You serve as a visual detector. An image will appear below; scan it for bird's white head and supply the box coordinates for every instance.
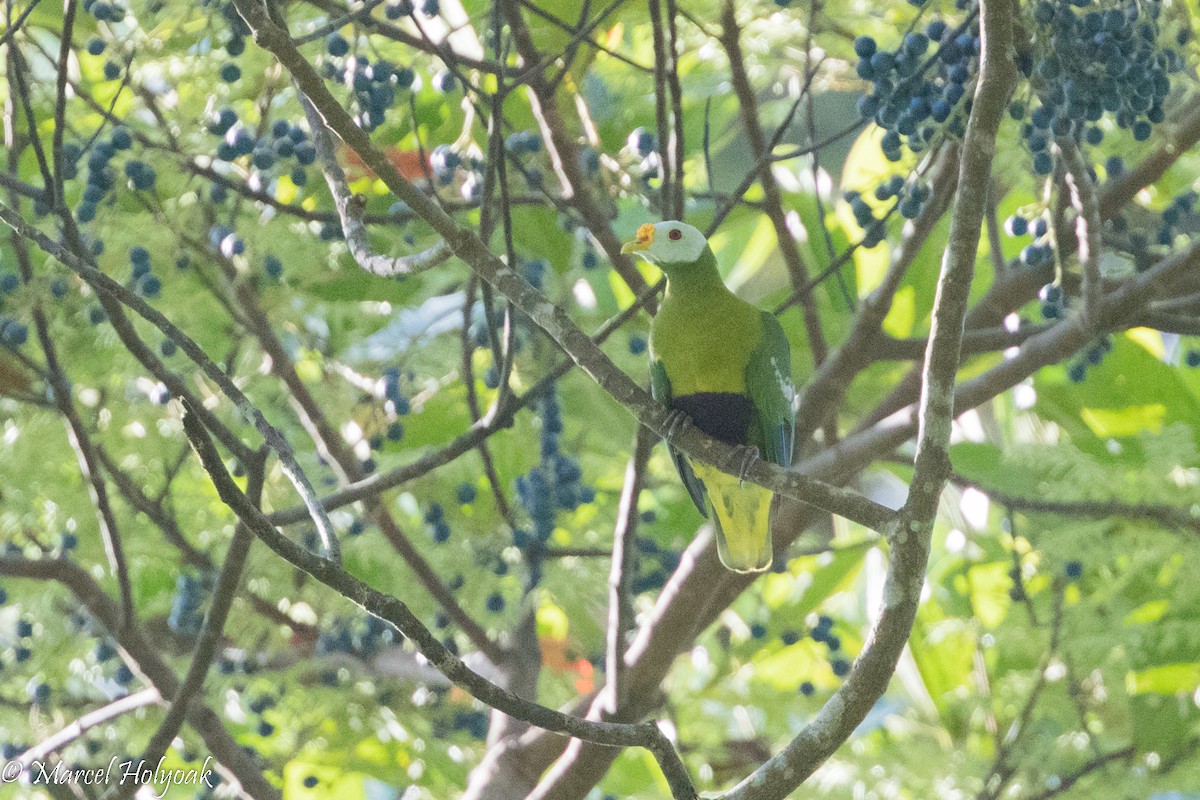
[621,221,709,267]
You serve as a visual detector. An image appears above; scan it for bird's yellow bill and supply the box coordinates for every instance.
[621,223,656,254]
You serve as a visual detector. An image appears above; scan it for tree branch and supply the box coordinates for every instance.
[723,0,1018,795]
[720,0,829,368]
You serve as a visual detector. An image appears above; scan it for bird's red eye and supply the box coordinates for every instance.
[668,229,682,241]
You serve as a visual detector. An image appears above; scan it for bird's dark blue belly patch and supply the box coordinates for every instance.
[670,393,753,446]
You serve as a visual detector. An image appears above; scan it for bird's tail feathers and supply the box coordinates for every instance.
[692,462,773,573]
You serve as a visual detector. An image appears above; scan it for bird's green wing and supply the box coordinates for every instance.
[651,359,708,515]
[745,311,796,468]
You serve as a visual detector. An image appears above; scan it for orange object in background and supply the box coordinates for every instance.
[338,142,431,182]
[540,635,595,694]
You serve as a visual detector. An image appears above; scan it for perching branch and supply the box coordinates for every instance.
[16,688,162,769]
[605,427,654,716]
[951,474,1200,537]
[229,0,897,537]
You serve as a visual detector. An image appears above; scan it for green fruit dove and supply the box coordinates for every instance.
[623,222,796,572]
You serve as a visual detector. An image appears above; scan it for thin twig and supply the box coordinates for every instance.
[719,0,829,368]
[605,428,653,716]
[1059,141,1101,328]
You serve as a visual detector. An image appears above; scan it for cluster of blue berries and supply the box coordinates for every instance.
[208,224,245,259]
[71,127,147,223]
[842,178,931,246]
[167,571,214,637]
[1151,191,1198,250]
[506,129,545,191]
[325,50,418,132]
[384,0,440,20]
[82,36,123,82]
[315,614,399,658]
[853,16,978,162]
[625,126,660,188]
[0,274,28,349]
[1016,0,1183,175]
[128,246,162,299]
[82,0,125,22]
[1067,335,1113,382]
[210,109,315,187]
[381,366,410,440]
[430,144,464,188]
[513,386,593,587]
[810,615,852,677]
[425,502,451,544]
[1007,213,1055,271]
[213,2,252,85]
[630,533,681,595]
[9,609,34,666]
[432,708,489,740]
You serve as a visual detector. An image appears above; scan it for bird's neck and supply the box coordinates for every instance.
[661,248,729,303]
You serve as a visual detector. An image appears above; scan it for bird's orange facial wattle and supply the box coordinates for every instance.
[621,223,656,254]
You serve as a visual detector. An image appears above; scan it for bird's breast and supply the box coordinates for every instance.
[650,302,762,396]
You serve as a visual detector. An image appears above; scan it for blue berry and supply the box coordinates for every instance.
[799,681,815,696]
[264,255,283,278]
[327,33,350,57]
[29,682,51,705]
[86,37,106,55]
[137,274,162,299]
[110,127,133,150]
[219,63,241,83]
[1184,350,1200,368]
[485,592,505,613]
[1,321,28,347]
[831,659,851,678]
[432,70,458,93]
[628,335,647,355]
[303,776,319,788]
[853,36,877,59]
[456,483,477,504]
[1064,560,1083,579]
[1006,215,1028,236]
